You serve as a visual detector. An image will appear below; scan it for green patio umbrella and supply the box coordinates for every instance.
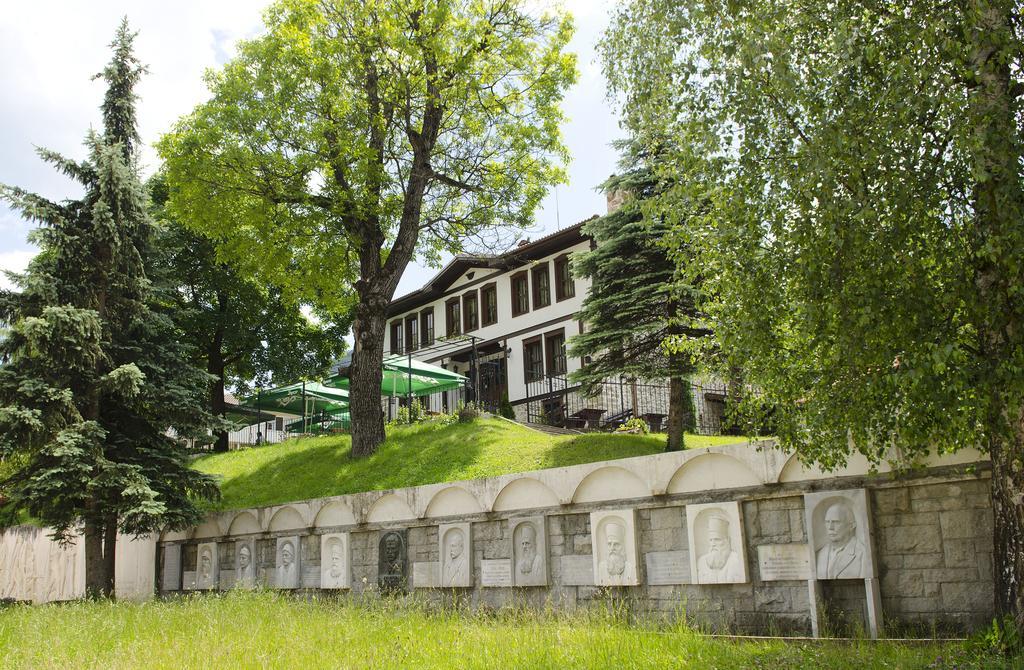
[239,381,349,434]
[327,355,466,396]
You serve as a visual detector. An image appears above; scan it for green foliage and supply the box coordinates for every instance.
[616,417,650,434]
[0,590,1001,669]
[194,417,745,510]
[569,140,705,395]
[157,0,577,312]
[457,402,480,423]
[147,172,348,399]
[498,392,515,420]
[391,400,426,426]
[0,22,218,547]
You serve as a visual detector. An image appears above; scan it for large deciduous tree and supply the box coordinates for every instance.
[159,0,576,457]
[0,22,218,597]
[148,174,349,452]
[602,0,1024,630]
[569,140,706,451]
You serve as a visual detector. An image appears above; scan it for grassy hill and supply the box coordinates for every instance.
[195,417,749,511]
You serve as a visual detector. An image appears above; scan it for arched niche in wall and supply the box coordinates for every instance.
[423,486,483,518]
[267,505,306,532]
[572,466,649,504]
[314,500,357,528]
[366,494,415,524]
[192,519,222,539]
[492,477,560,512]
[160,529,188,543]
[666,453,761,494]
[227,511,261,536]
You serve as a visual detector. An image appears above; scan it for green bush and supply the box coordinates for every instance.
[458,402,480,423]
[616,417,650,434]
[498,392,515,420]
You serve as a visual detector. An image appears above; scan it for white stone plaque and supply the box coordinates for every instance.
[195,542,218,590]
[686,501,749,584]
[645,550,690,585]
[590,509,641,586]
[320,533,351,589]
[559,555,595,586]
[219,569,237,590]
[413,561,440,588]
[804,489,875,580]
[275,536,301,589]
[439,523,472,587]
[757,544,811,581]
[161,545,181,591]
[235,539,256,589]
[182,570,197,591]
[510,516,548,586]
[481,559,512,587]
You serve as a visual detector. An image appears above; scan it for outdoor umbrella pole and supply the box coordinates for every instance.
[407,349,413,423]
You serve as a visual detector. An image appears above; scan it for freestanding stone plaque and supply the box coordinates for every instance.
[510,516,548,586]
[439,523,472,587]
[320,533,351,589]
[161,544,181,591]
[686,501,749,584]
[480,559,512,587]
[195,542,218,590]
[378,530,407,593]
[275,536,301,589]
[590,509,640,586]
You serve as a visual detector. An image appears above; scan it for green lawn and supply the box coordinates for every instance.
[195,418,748,511]
[0,591,1007,670]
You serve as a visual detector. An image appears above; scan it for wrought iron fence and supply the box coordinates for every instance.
[523,374,733,435]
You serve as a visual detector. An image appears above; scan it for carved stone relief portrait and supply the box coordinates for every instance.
[320,533,351,590]
[805,489,874,580]
[196,542,218,590]
[439,523,472,587]
[378,530,407,593]
[276,536,301,589]
[510,516,547,587]
[590,509,640,586]
[686,501,749,584]
[235,540,255,588]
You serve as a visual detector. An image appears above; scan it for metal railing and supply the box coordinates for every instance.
[523,374,733,435]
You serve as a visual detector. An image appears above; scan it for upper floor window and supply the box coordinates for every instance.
[554,254,575,301]
[511,271,529,317]
[481,283,498,327]
[420,307,434,346]
[463,291,479,332]
[390,320,403,355]
[405,315,418,352]
[532,263,551,309]
[446,298,461,336]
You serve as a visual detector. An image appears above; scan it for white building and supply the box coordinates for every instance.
[385,218,595,421]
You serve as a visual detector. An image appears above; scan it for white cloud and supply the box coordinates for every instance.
[0,249,37,291]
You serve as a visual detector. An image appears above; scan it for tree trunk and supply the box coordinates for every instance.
[968,1,1024,634]
[209,292,229,453]
[102,514,117,598]
[349,302,388,458]
[666,371,686,452]
[83,520,108,598]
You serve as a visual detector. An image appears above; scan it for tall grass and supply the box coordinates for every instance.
[0,591,1006,670]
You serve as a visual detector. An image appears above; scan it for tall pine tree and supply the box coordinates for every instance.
[569,140,708,451]
[0,21,218,597]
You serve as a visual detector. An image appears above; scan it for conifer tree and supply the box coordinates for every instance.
[569,140,708,451]
[0,21,218,597]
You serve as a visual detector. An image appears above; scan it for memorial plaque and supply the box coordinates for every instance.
[320,533,351,589]
[301,563,321,589]
[686,501,749,584]
[275,536,301,589]
[757,544,811,581]
[510,516,548,587]
[439,523,472,587]
[644,550,690,585]
[195,542,219,590]
[161,545,181,591]
[235,540,256,589]
[804,489,875,580]
[481,559,512,587]
[412,561,439,588]
[378,530,408,593]
[590,509,641,586]
[219,569,237,590]
[559,555,595,586]
[182,570,197,591]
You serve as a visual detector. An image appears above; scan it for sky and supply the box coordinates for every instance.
[0,0,625,297]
